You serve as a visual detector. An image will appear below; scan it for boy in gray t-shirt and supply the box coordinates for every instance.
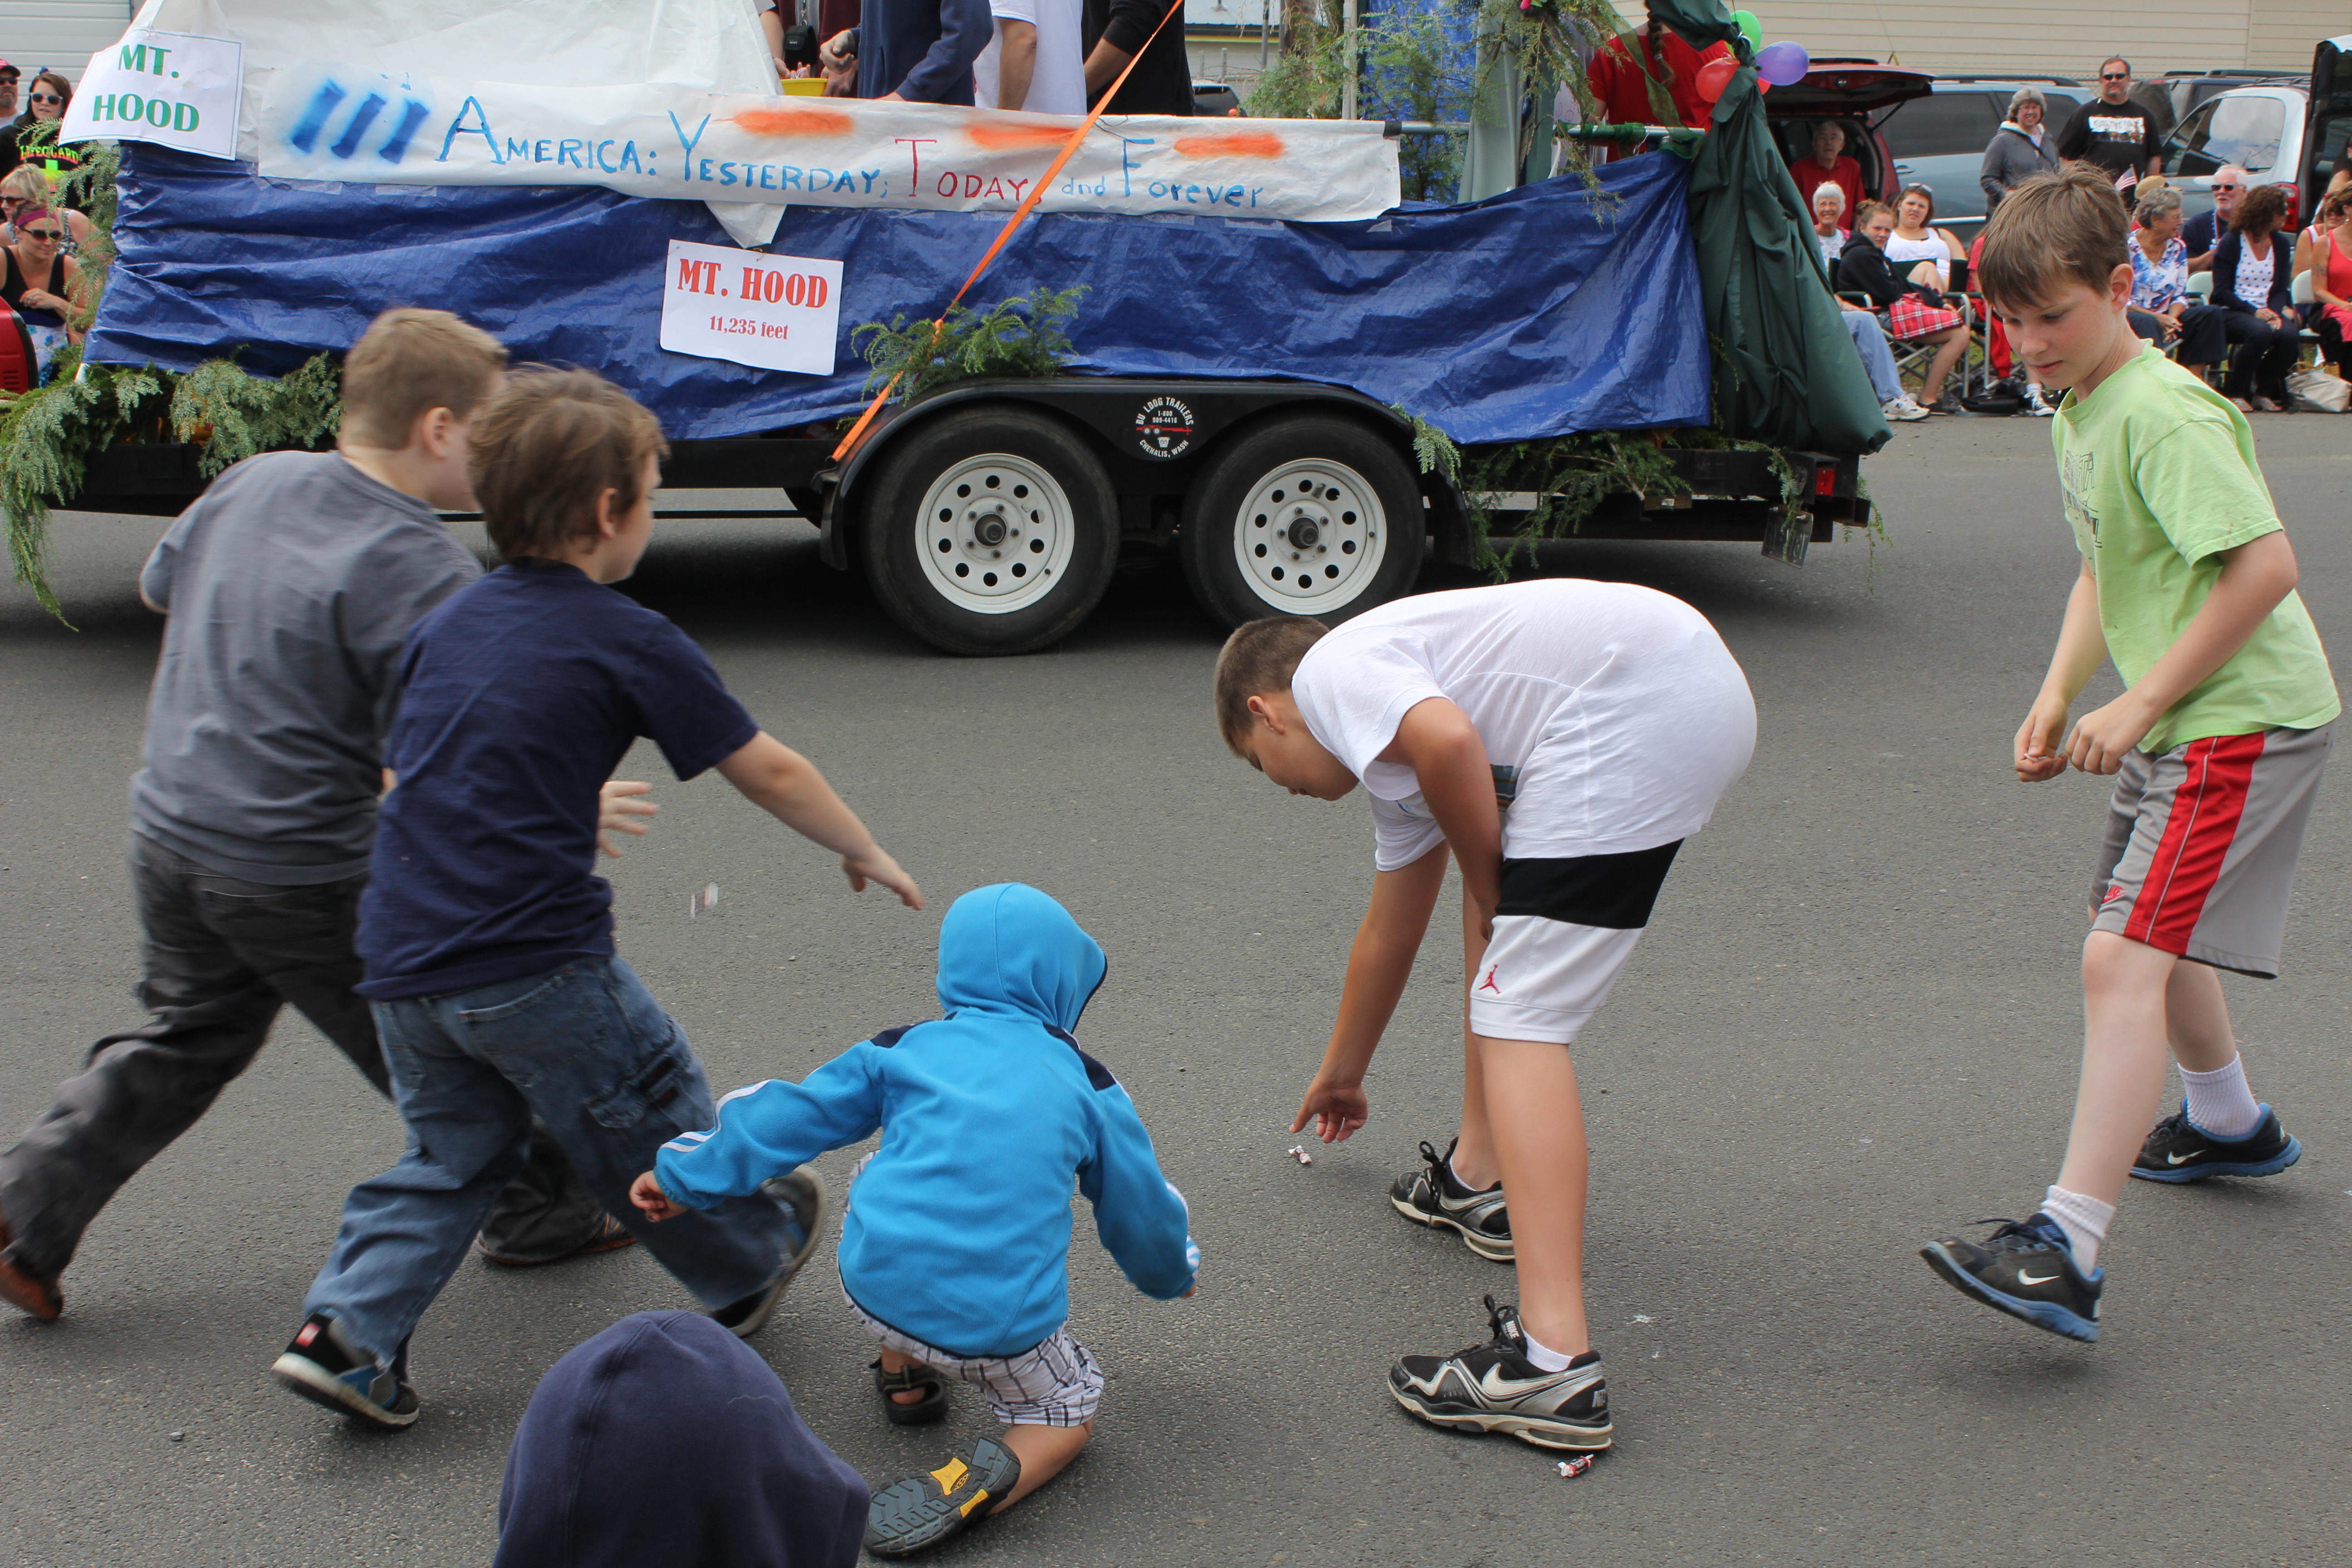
[0,310,629,1323]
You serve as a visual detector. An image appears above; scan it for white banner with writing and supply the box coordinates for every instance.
[249,70,1401,224]
[659,241,843,375]
[59,29,245,161]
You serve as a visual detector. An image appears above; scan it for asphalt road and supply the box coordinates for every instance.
[4,417,2349,1568]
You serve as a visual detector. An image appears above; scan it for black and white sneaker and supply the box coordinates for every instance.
[1390,1139,1513,1261]
[710,1166,828,1339]
[1920,1214,2102,1343]
[1389,1295,1610,1450]
[271,1313,419,1429]
[2131,1104,2301,1183]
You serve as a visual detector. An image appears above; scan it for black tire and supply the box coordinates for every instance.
[855,405,1119,655]
[1178,413,1424,629]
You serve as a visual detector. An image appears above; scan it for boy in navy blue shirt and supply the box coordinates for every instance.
[632,882,1197,1559]
[273,368,924,1430]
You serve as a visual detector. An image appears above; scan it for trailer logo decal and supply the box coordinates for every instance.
[1134,397,1196,459]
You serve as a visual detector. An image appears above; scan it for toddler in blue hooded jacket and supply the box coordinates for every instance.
[631,882,1197,1557]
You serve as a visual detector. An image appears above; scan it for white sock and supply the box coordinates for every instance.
[2179,1054,2263,1140]
[2040,1185,2114,1271]
[1445,1153,1494,1193]
[1519,1327,1575,1372]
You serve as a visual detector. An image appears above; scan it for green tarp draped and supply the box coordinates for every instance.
[1655,0,1890,455]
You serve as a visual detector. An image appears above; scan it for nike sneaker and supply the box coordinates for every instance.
[1920,1215,2102,1343]
[272,1313,420,1429]
[2130,1105,2302,1183]
[1388,1294,1611,1450]
[1390,1138,1513,1261]
[865,1436,1022,1558]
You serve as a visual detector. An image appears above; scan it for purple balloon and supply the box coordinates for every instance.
[1756,41,1811,87]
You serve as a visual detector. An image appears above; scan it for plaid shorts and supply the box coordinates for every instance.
[1887,293,1961,341]
[844,1282,1103,1426]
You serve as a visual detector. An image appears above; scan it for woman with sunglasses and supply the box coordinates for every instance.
[3,73,82,183]
[1,166,88,253]
[2211,184,2302,413]
[2,206,82,324]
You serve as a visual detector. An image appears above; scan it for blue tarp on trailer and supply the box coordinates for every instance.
[88,145,1712,446]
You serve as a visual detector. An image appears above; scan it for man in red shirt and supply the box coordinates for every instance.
[1585,24,1732,161]
[1788,120,1864,216]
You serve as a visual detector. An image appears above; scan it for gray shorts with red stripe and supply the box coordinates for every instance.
[2090,724,2332,976]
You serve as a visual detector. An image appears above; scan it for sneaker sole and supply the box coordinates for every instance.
[1387,1193,1514,1262]
[2129,1134,2301,1184]
[270,1352,419,1429]
[1389,1382,1612,1450]
[718,1170,829,1339]
[1919,1244,2098,1343]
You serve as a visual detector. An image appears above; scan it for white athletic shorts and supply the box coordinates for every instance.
[844,1281,1104,1426]
[1469,840,1683,1044]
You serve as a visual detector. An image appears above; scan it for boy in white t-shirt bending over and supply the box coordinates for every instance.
[1214,580,1755,1451]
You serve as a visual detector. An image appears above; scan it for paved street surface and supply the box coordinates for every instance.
[5,418,2348,1566]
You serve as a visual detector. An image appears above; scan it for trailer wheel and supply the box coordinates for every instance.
[1179,415,1422,628]
[857,405,1118,655]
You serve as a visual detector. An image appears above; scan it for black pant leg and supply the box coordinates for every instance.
[2176,304,2228,368]
[0,838,282,1278]
[2219,313,2271,397]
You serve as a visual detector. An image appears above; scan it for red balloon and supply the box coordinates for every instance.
[1694,56,1738,103]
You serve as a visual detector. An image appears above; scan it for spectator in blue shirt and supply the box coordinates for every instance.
[820,0,991,103]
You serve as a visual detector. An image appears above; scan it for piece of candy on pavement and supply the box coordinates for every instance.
[1287,1144,1313,1165]
[689,882,720,917]
[1556,1455,1595,1478]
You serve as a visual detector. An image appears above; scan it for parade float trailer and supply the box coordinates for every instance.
[39,0,1886,654]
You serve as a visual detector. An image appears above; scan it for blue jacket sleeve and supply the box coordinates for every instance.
[655,1045,886,1209]
[1076,1083,1199,1300]
[894,0,990,103]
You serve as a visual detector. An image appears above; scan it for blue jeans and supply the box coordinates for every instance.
[1841,311,1904,405]
[304,956,801,1365]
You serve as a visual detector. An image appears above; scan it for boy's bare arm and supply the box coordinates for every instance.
[1385,698,1504,922]
[2018,559,2109,781]
[715,732,924,908]
[2065,531,2300,774]
[1292,846,1448,1141]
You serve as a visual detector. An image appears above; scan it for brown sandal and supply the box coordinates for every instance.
[872,1358,949,1425]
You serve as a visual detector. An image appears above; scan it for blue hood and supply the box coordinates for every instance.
[935,882,1106,1032]
[493,1312,866,1568]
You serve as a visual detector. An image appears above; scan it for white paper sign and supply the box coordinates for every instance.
[60,29,245,161]
[658,240,843,376]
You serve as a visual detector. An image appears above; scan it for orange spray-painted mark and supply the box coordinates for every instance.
[963,122,1079,150]
[732,106,855,136]
[1172,132,1285,159]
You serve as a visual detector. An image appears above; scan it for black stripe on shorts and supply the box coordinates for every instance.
[1496,841,1683,930]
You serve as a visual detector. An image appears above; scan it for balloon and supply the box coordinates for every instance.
[1756,40,1811,87]
[1733,9,1762,50]
[1694,55,1738,104]
[1757,79,1770,93]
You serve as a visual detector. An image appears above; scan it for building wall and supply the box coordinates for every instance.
[5,0,138,83]
[1609,1,2347,80]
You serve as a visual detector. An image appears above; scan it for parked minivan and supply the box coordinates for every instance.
[2159,37,2352,233]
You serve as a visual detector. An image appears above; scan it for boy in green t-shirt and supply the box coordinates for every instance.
[1921,166,2341,1343]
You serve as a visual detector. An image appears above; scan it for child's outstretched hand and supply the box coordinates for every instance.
[1292,1074,1369,1143]
[2014,694,2072,782]
[843,845,924,909]
[629,1171,685,1222]
[598,779,660,856]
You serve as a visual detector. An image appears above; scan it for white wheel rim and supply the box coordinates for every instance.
[1230,458,1387,612]
[914,452,1076,616]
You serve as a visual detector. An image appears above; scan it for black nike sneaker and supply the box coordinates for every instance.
[865,1436,1022,1558]
[1920,1215,2102,1343]
[1389,1294,1610,1450]
[272,1313,420,1428]
[1390,1139,1513,1261]
[2131,1104,2302,1184]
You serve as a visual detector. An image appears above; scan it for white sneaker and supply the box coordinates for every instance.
[1882,396,1931,422]
[2023,385,2057,417]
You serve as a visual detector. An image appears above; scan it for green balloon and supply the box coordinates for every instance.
[1733,9,1762,48]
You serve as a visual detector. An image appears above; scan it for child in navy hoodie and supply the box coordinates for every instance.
[631,882,1199,1559]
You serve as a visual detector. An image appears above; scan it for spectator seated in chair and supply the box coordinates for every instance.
[2126,184,2226,382]
[2210,184,2302,412]
[1811,183,1850,271]
[1840,201,1970,414]
[2305,188,2352,377]
[1789,121,1864,220]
